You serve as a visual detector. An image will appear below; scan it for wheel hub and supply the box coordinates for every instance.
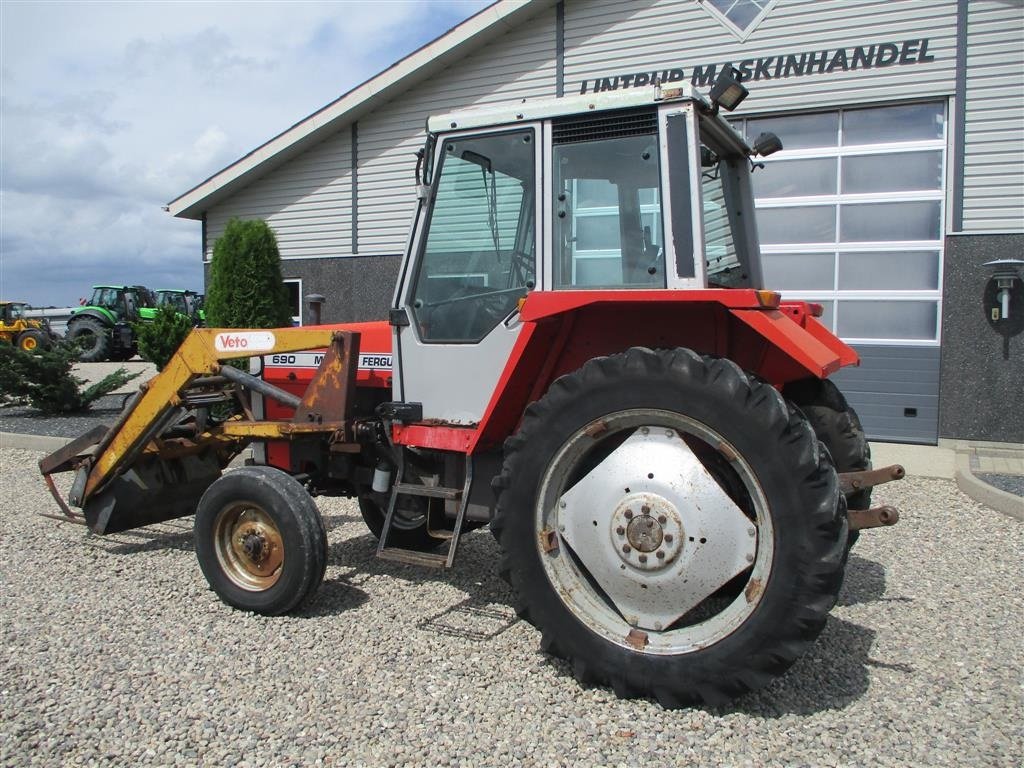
[216,506,284,587]
[551,420,763,639]
[239,530,267,563]
[611,494,684,571]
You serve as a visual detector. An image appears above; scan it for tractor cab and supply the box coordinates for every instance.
[151,289,205,325]
[1,301,27,322]
[81,285,153,322]
[394,76,781,424]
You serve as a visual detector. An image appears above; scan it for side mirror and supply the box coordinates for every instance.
[753,132,783,157]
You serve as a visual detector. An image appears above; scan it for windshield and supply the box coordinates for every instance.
[701,153,744,287]
[410,129,536,342]
[89,287,121,308]
[697,124,759,289]
[8,303,25,320]
[159,292,188,313]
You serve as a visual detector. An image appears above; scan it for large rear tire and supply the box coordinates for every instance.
[195,466,327,615]
[785,378,871,550]
[491,347,847,707]
[68,317,110,362]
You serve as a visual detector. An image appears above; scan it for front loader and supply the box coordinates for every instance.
[40,72,905,707]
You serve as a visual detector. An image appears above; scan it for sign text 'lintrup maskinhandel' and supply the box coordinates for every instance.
[577,38,936,94]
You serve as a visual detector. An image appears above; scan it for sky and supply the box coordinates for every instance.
[0,0,491,308]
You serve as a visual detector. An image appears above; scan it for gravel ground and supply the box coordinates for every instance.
[1,448,1022,767]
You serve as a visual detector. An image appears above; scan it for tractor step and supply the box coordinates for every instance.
[376,549,450,568]
[377,453,473,569]
[392,483,463,500]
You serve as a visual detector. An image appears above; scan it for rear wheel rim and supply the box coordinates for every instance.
[213,503,284,591]
[536,408,774,655]
[21,336,37,351]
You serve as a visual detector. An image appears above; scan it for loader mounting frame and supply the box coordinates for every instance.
[39,328,360,534]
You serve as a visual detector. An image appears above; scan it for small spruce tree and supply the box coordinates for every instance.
[206,218,293,328]
[134,305,193,371]
[0,342,140,414]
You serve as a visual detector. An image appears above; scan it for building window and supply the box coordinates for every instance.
[699,0,778,40]
[735,101,946,345]
[284,279,302,326]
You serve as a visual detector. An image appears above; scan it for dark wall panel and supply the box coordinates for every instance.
[939,234,1024,444]
[831,345,940,445]
[204,254,402,326]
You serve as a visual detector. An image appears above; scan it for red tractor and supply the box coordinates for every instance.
[41,72,902,707]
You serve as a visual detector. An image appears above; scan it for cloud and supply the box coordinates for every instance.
[0,0,490,307]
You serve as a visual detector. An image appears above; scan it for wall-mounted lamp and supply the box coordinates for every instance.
[983,259,1023,321]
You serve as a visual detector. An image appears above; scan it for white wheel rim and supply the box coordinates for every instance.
[536,409,775,655]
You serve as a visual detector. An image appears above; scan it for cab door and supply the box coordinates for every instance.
[393,124,541,425]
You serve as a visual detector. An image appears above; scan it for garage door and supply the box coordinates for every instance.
[734,102,946,443]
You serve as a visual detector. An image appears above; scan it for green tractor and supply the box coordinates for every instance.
[67,285,155,362]
[140,289,206,326]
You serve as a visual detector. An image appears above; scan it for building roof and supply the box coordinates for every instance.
[166,0,553,220]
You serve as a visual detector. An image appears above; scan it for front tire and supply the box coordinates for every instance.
[195,467,327,615]
[785,378,872,550]
[68,317,110,362]
[16,329,47,352]
[491,348,847,707]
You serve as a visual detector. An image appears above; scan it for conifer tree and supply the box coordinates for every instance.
[206,218,293,328]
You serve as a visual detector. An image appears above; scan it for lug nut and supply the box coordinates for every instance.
[624,509,633,519]
[638,554,647,563]
[656,550,665,559]
[641,505,650,514]
[622,544,631,553]
[616,526,625,536]
[664,534,673,543]
[657,515,667,524]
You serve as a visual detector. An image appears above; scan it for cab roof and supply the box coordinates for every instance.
[427,83,709,133]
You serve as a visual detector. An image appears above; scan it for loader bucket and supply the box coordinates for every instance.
[82,450,223,535]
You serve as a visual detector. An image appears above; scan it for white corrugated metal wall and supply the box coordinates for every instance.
[205,126,353,260]
[357,6,556,254]
[205,5,556,260]
[563,0,958,111]
[962,0,1024,231]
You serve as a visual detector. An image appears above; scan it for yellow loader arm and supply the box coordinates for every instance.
[39,327,359,534]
